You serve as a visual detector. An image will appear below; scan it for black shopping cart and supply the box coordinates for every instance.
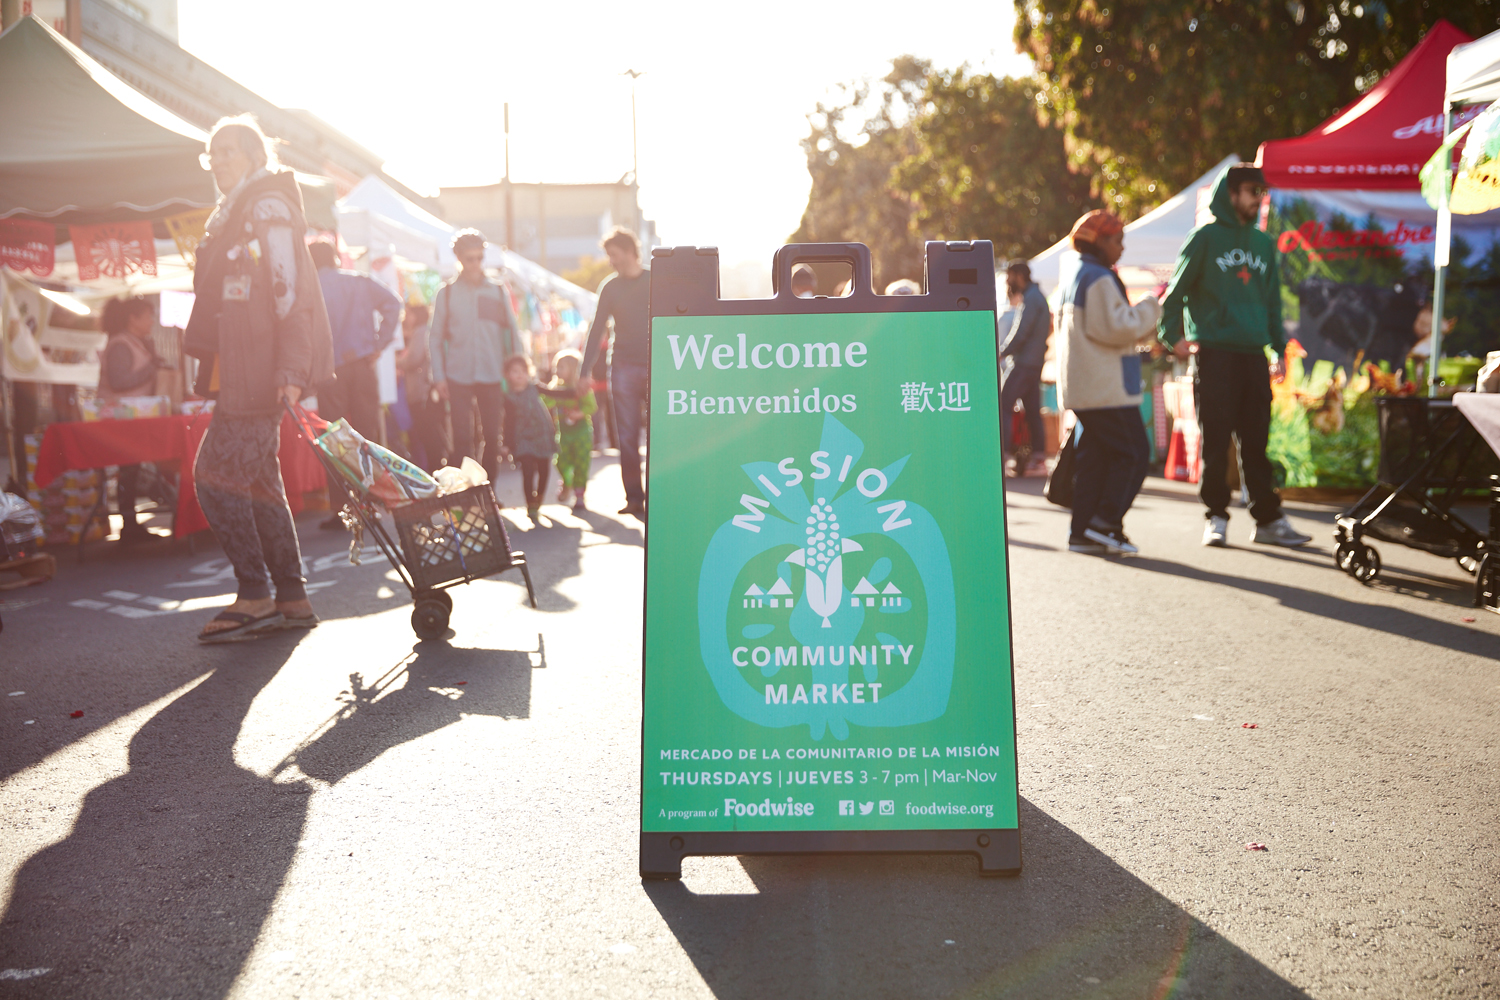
[1333,397,1499,607]
[287,404,536,639]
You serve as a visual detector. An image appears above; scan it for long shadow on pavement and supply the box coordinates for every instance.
[1123,556,1491,655]
[645,797,1309,1000]
[0,632,312,999]
[280,641,536,785]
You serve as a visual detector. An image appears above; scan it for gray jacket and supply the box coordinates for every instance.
[1001,282,1052,370]
[429,278,522,385]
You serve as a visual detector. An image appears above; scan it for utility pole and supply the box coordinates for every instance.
[623,70,643,238]
[504,102,514,252]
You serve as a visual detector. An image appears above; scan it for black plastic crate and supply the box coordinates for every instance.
[391,485,514,591]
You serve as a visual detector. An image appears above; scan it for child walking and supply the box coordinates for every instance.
[501,355,558,525]
[545,349,597,513]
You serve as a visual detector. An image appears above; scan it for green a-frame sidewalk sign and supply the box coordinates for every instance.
[640,241,1020,878]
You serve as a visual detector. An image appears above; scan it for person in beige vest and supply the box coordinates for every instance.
[1056,210,1161,555]
[98,296,169,544]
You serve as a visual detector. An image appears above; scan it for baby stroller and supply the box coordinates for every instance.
[1333,398,1499,606]
[286,404,536,639]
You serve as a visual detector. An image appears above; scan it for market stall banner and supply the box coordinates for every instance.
[68,222,158,282]
[1267,189,1500,372]
[0,219,55,278]
[163,208,213,269]
[640,243,1019,876]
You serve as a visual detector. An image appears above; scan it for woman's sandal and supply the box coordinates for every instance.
[197,610,285,644]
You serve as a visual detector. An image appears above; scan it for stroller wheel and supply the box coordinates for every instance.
[1476,553,1498,610]
[412,598,450,640]
[1335,541,1359,572]
[1349,544,1381,585]
[1457,555,1481,576]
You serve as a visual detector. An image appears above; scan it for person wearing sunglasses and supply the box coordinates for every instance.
[430,230,524,489]
[1158,163,1311,550]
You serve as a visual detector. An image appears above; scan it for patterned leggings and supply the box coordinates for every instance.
[555,423,593,490]
[193,412,307,602]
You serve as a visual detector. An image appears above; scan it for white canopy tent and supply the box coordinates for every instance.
[1026,154,1241,297]
[1447,29,1500,106]
[1428,28,1500,393]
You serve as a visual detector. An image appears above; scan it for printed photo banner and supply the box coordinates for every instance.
[68,222,157,282]
[0,219,56,278]
[1267,189,1500,372]
[163,208,213,269]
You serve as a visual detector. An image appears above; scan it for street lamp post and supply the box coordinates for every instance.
[504,102,514,252]
[623,69,643,238]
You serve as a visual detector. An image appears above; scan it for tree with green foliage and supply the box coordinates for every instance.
[1013,0,1500,219]
[790,57,929,290]
[793,57,1095,285]
[896,70,1096,264]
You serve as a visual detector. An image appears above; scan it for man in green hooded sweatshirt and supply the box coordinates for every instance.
[1158,163,1312,549]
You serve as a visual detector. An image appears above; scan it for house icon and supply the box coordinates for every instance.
[743,584,765,609]
[851,577,879,608]
[881,582,903,608]
[766,577,793,609]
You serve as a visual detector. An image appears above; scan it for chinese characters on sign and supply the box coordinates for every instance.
[901,382,970,413]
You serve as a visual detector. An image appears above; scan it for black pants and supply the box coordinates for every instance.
[319,358,383,501]
[117,464,142,527]
[1193,347,1283,525]
[408,394,450,473]
[1001,362,1045,455]
[449,382,505,483]
[518,455,550,511]
[1070,406,1149,539]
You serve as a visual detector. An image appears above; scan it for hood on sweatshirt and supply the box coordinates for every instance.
[1206,166,1256,229]
[1157,165,1284,357]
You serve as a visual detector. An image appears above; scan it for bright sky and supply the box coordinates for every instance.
[177,0,1032,276]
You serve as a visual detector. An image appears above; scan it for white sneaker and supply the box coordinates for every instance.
[1252,516,1312,547]
[1202,516,1228,547]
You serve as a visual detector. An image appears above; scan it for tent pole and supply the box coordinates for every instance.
[1428,105,1453,398]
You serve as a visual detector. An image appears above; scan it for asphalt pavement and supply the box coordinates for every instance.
[1,459,1496,999]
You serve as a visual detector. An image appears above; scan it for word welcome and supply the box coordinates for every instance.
[666,334,867,371]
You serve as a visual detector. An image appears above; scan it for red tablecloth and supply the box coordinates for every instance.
[34,413,326,538]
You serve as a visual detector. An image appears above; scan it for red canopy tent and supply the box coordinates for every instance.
[1257,20,1479,190]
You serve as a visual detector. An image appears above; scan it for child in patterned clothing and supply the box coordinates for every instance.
[501,355,558,525]
[545,349,596,513]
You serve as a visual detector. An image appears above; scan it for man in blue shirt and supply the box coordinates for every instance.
[309,241,401,528]
[1000,261,1052,477]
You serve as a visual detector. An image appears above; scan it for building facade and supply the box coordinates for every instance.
[436,181,658,276]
